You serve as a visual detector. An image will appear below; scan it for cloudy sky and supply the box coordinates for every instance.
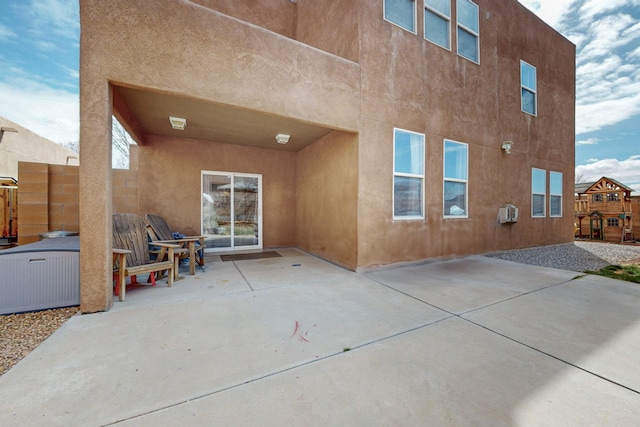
[0,0,638,191]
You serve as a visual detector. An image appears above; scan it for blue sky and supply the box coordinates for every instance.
[0,0,638,191]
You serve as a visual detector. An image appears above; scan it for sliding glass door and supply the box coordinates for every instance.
[201,171,262,251]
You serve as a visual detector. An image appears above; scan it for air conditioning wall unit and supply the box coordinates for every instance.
[499,205,519,224]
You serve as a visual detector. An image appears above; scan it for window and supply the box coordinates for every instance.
[385,0,416,33]
[521,60,537,115]
[443,140,468,217]
[531,168,546,217]
[592,194,603,202]
[394,129,425,219]
[607,218,619,227]
[457,0,479,62]
[607,193,619,202]
[424,0,451,49]
[549,171,562,217]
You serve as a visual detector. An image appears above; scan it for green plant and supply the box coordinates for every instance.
[585,264,640,284]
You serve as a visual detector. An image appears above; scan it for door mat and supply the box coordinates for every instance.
[220,251,282,262]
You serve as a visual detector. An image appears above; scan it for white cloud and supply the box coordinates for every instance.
[0,80,78,144]
[0,23,16,40]
[518,0,577,31]
[579,0,640,21]
[576,156,640,193]
[576,137,599,146]
[24,0,79,40]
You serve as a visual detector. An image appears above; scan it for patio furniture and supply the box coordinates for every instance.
[112,213,179,301]
[145,214,205,276]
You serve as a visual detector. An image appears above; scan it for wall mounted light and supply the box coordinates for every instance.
[275,133,290,144]
[0,126,18,144]
[169,116,187,130]
[501,141,513,154]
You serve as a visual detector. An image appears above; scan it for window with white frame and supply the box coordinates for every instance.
[457,0,479,63]
[521,60,537,115]
[384,0,416,33]
[607,218,619,227]
[424,0,451,49]
[531,168,546,217]
[394,129,425,219]
[443,140,468,217]
[549,171,562,217]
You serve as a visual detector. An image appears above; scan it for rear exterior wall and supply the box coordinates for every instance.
[356,0,575,268]
[136,135,297,249]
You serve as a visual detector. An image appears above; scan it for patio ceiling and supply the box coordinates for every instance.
[113,85,334,152]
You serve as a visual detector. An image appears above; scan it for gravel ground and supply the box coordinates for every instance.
[487,241,640,272]
[0,306,79,376]
[2,241,639,378]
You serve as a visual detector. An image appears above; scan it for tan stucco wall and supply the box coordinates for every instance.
[190,0,296,39]
[295,0,360,62]
[296,131,359,270]
[0,116,79,179]
[136,135,297,247]
[356,0,576,268]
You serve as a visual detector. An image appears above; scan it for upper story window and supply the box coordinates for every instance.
[607,192,619,202]
[521,60,537,115]
[393,128,425,219]
[549,171,562,217]
[443,140,468,217]
[593,194,603,202]
[531,168,546,217]
[424,0,451,49]
[385,0,417,33]
[457,0,479,63]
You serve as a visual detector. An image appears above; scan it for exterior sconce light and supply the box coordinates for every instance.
[275,133,290,144]
[0,126,18,144]
[169,116,187,130]
[501,141,513,154]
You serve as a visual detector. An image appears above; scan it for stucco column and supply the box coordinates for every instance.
[79,81,113,313]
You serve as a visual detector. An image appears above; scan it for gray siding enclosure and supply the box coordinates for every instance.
[0,237,79,315]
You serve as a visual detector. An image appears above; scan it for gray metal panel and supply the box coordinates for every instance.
[0,251,80,315]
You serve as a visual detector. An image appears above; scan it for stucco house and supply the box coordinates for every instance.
[79,0,575,312]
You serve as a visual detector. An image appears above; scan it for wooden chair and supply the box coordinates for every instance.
[145,214,205,276]
[112,213,179,301]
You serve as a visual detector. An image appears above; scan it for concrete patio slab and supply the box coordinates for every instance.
[366,255,579,314]
[463,273,640,392]
[0,250,448,427]
[1,250,638,426]
[118,317,640,426]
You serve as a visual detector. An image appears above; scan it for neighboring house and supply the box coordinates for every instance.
[0,116,79,247]
[0,116,79,179]
[79,0,575,312]
[574,177,634,242]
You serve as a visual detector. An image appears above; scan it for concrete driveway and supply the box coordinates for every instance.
[1,248,639,426]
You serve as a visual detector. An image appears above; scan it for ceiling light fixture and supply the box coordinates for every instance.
[169,116,187,130]
[275,134,290,144]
